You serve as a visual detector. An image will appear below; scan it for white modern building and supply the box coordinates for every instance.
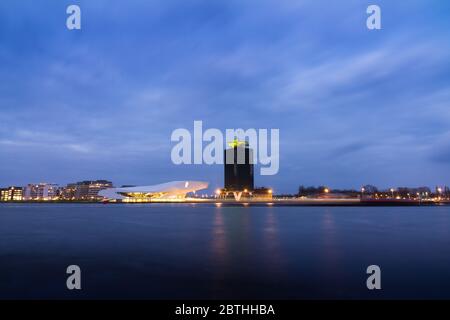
[98,181,209,202]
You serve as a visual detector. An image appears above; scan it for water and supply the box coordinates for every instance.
[0,203,449,299]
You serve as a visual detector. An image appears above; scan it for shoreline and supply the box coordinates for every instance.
[1,199,449,207]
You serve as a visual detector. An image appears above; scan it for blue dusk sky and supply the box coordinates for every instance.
[1,0,450,193]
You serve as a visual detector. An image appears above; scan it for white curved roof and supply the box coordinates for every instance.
[98,180,209,200]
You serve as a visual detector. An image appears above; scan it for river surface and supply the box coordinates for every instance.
[0,203,449,299]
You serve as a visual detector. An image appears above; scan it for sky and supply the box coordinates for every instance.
[0,0,450,194]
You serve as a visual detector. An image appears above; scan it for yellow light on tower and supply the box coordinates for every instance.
[324,188,329,193]
[227,138,245,148]
[268,189,273,194]
[215,189,221,195]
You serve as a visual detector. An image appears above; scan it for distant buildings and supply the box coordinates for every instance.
[397,187,432,198]
[434,186,450,198]
[23,183,59,200]
[61,180,113,200]
[297,186,358,198]
[361,185,378,194]
[298,186,330,197]
[294,185,450,201]
[0,180,113,202]
[0,186,23,201]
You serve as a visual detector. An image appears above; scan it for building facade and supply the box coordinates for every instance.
[223,140,254,191]
[23,183,59,200]
[62,180,113,200]
[0,186,23,201]
[99,181,208,202]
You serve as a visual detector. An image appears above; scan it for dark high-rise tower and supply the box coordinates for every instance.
[224,139,254,191]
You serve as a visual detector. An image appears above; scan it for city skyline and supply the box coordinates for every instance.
[1,1,450,193]
[1,179,448,198]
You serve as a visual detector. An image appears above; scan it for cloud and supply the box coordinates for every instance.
[429,131,450,164]
[332,141,368,158]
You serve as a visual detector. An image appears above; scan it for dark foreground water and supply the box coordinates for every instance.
[0,203,450,299]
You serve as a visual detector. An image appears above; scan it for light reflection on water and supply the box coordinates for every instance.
[262,208,285,275]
